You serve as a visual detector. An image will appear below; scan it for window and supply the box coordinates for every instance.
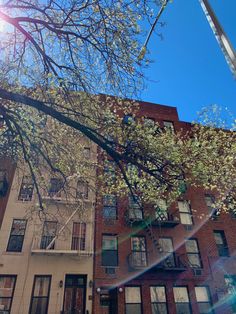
[100,291,110,307]
[40,221,57,250]
[18,176,34,201]
[0,276,16,313]
[159,237,175,267]
[205,194,219,219]
[144,117,155,128]
[7,219,27,252]
[0,169,8,196]
[155,199,168,220]
[163,121,175,132]
[83,147,91,159]
[150,286,168,314]
[195,286,212,314]
[123,115,135,125]
[29,276,51,314]
[131,236,147,267]
[103,194,117,219]
[173,287,191,314]
[102,235,118,266]
[185,239,202,268]
[48,178,63,197]
[104,160,116,183]
[178,200,193,225]
[71,222,86,250]
[76,180,88,199]
[225,276,236,313]
[213,230,229,257]
[125,287,142,314]
[128,195,143,220]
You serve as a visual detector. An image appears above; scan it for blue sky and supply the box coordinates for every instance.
[140,0,236,123]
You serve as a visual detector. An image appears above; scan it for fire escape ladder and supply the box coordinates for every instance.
[143,221,163,253]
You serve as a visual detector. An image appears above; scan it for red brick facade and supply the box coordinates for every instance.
[93,101,236,314]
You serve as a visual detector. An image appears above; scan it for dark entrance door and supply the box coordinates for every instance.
[63,275,87,314]
[109,288,118,314]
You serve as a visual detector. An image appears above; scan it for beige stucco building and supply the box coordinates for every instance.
[0,145,96,314]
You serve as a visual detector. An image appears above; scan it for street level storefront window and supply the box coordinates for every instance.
[0,276,16,313]
[29,275,51,314]
[125,286,142,314]
[102,235,118,267]
[173,286,191,314]
[150,286,168,314]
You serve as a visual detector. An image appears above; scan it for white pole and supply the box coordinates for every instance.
[199,0,236,78]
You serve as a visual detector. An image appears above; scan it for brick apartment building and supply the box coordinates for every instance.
[93,102,236,314]
[0,101,236,314]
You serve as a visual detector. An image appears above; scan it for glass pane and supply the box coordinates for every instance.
[30,297,48,314]
[125,304,142,314]
[43,222,57,236]
[103,195,116,206]
[205,195,215,207]
[83,147,91,159]
[0,277,15,298]
[103,206,116,219]
[132,252,147,267]
[176,303,191,314]
[76,180,88,198]
[150,287,166,302]
[195,287,209,302]
[198,302,212,314]
[159,238,173,253]
[40,236,55,250]
[152,303,168,314]
[48,178,63,193]
[178,201,190,213]
[186,240,198,253]
[188,254,201,268]
[11,220,26,235]
[125,287,141,303]
[163,121,174,131]
[225,276,236,294]
[7,235,24,252]
[144,118,155,127]
[34,277,50,297]
[173,287,189,302]
[213,232,224,245]
[131,237,146,252]
[102,250,118,266]
[0,297,11,311]
[129,195,139,208]
[180,213,192,225]
[163,254,175,268]
[129,208,143,219]
[102,236,117,250]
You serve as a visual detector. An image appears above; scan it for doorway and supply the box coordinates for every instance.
[63,275,87,314]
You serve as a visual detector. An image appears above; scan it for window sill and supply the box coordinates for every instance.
[3,251,24,256]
